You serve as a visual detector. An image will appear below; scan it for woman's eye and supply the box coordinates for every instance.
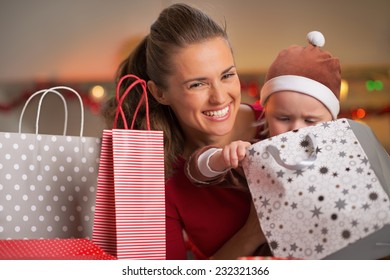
[188,82,204,89]
[222,72,236,80]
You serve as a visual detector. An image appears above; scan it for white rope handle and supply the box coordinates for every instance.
[266,133,317,170]
[376,243,390,246]
[37,86,84,137]
[19,86,85,136]
[19,89,68,135]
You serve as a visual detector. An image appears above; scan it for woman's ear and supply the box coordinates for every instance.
[147,80,170,105]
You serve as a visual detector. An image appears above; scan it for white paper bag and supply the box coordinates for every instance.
[0,87,100,239]
[242,118,390,259]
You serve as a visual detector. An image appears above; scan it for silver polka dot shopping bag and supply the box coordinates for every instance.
[92,75,165,260]
[242,119,390,259]
[0,87,100,240]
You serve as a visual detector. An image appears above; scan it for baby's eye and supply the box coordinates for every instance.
[305,119,317,124]
[277,116,290,121]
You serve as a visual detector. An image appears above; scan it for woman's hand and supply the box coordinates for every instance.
[210,202,266,260]
[244,202,264,241]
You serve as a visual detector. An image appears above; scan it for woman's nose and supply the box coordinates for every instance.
[209,82,226,104]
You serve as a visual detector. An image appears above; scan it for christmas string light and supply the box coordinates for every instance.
[1,81,389,120]
[0,83,111,114]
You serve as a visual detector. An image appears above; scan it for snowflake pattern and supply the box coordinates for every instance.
[242,119,390,259]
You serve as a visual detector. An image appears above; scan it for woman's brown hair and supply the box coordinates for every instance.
[102,3,229,179]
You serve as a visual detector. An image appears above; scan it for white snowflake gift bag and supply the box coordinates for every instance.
[0,87,100,239]
[242,118,390,259]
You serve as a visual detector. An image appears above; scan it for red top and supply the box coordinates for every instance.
[165,104,264,259]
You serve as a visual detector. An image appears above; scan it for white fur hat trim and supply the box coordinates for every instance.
[260,75,340,119]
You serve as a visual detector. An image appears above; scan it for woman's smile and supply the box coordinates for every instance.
[202,105,230,119]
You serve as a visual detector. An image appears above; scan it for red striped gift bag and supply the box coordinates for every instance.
[93,75,165,259]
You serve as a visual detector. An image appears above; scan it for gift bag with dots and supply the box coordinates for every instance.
[0,87,100,239]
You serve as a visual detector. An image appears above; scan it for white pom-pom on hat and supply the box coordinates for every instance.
[307,31,325,47]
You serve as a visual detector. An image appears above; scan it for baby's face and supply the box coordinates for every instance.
[265,91,333,137]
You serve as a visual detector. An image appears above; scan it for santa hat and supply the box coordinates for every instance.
[260,31,341,119]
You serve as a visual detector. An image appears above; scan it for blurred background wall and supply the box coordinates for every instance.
[0,0,389,151]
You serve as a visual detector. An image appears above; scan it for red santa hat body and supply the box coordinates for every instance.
[260,31,341,119]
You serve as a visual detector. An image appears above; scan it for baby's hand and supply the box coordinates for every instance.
[220,140,251,169]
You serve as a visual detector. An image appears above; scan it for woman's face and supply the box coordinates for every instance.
[265,91,333,137]
[161,37,241,144]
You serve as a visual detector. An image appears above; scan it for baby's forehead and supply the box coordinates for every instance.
[268,90,325,101]
[266,91,332,111]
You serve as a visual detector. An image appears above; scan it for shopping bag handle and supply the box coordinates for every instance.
[376,243,390,246]
[266,133,317,170]
[114,74,150,130]
[18,86,84,137]
[19,88,68,135]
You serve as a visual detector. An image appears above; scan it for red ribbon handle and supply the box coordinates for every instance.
[114,74,150,130]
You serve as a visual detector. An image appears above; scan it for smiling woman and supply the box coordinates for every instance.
[102,3,267,260]
[148,37,242,142]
